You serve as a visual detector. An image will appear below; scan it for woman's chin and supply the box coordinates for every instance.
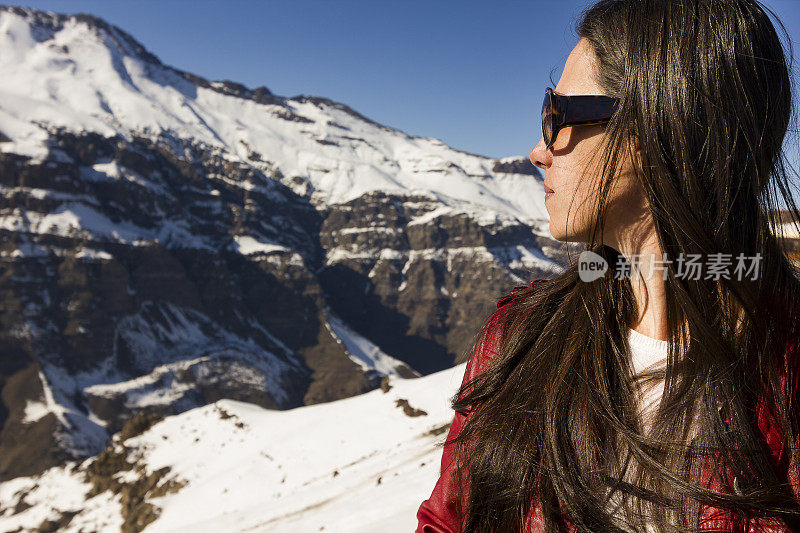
[548,223,591,244]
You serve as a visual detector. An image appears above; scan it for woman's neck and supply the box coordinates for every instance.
[610,229,743,344]
[608,227,672,342]
[628,267,671,342]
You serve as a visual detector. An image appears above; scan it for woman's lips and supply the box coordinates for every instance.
[544,184,554,201]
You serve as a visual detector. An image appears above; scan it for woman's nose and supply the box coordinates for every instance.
[530,138,549,170]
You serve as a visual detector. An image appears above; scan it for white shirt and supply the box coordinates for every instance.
[628,327,672,375]
[606,328,676,532]
[628,327,671,424]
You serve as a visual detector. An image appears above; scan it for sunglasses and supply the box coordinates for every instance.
[541,87,620,150]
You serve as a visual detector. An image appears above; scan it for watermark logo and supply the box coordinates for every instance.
[578,252,763,281]
[578,250,608,282]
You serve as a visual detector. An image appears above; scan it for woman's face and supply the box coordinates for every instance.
[530,38,645,249]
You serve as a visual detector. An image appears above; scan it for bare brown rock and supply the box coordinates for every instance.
[395,398,427,417]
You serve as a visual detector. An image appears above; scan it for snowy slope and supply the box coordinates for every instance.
[0,7,549,228]
[0,361,467,532]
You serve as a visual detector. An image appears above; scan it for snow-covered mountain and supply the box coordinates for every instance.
[0,4,567,488]
[0,6,549,219]
[0,362,466,532]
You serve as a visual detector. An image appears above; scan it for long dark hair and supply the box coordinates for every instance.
[449,0,800,531]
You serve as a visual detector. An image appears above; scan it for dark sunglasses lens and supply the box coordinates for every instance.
[541,91,552,146]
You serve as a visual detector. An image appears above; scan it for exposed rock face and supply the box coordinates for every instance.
[0,130,380,479]
[0,6,567,481]
[318,189,566,374]
[0,362,72,482]
[80,414,187,533]
[493,157,541,176]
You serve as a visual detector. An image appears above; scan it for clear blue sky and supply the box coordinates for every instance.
[8,0,800,163]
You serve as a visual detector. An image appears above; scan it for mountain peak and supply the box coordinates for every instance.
[0,5,163,66]
[0,5,281,108]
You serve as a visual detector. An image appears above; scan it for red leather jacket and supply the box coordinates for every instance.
[416,280,800,532]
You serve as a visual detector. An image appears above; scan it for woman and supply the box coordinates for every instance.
[416,0,800,531]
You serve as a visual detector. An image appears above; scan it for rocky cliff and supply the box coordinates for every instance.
[0,5,566,481]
